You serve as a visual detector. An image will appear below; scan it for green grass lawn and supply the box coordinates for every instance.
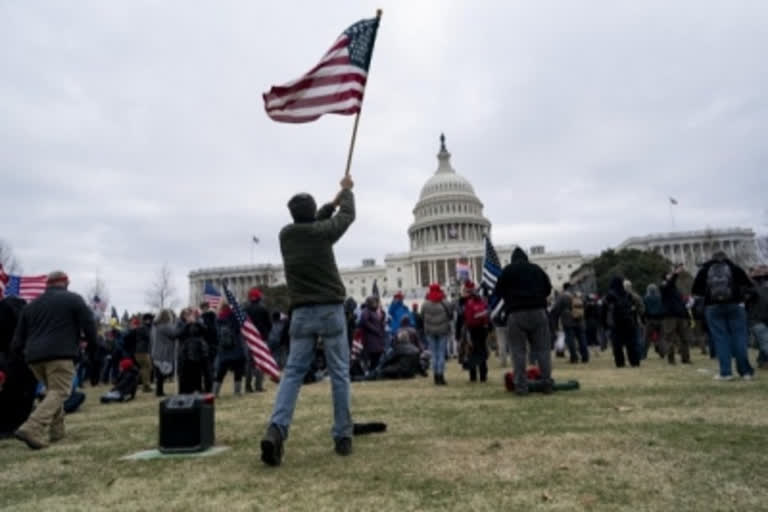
[1,350,766,512]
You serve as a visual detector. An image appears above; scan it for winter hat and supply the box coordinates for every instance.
[287,193,317,223]
[464,281,476,292]
[119,358,134,372]
[248,287,263,302]
[426,283,445,302]
[393,291,404,300]
[218,304,232,319]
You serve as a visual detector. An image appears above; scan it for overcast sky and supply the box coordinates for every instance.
[2,1,766,312]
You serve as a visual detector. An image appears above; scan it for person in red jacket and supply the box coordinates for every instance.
[462,282,490,382]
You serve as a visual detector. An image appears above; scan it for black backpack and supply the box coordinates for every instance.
[707,262,734,303]
[218,323,236,349]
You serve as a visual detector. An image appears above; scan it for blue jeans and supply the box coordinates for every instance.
[705,304,753,377]
[426,334,447,375]
[752,322,768,364]
[268,304,352,440]
[565,325,589,362]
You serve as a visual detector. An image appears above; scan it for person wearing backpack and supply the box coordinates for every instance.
[462,281,490,382]
[552,283,589,364]
[643,284,665,358]
[692,251,755,380]
[660,266,693,365]
[213,303,247,396]
[605,276,640,368]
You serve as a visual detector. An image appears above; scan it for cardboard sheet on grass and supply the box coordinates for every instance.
[121,446,230,460]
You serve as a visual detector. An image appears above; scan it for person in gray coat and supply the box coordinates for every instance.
[420,283,453,385]
[150,309,177,397]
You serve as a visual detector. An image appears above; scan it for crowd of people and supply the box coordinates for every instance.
[1,172,766,467]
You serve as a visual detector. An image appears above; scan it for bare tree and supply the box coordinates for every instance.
[0,239,22,273]
[145,263,180,311]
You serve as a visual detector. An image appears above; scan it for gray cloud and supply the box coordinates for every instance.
[2,0,766,311]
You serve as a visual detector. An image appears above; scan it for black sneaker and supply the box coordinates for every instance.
[334,437,352,456]
[260,425,283,467]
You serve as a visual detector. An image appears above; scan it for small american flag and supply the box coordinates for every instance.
[481,237,502,293]
[351,329,364,362]
[456,261,471,282]
[203,281,222,311]
[263,15,381,123]
[223,285,280,383]
[0,265,47,301]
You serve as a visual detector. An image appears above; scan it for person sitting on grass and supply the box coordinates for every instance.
[365,317,424,380]
[101,358,139,403]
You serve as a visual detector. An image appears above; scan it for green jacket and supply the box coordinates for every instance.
[280,189,355,309]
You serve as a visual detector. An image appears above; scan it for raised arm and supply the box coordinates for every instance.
[316,175,356,244]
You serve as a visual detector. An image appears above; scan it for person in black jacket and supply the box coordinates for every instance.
[11,271,96,449]
[177,322,212,393]
[692,251,754,380]
[604,276,640,368]
[244,288,272,392]
[0,296,37,438]
[199,302,219,379]
[660,265,693,364]
[493,248,553,395]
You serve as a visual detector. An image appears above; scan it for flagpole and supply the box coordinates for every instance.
[344,8,382,176]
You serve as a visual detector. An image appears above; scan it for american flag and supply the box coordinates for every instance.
[223,285,280,383]
[481,237,502,293]
[351,329,364,362]
[263,15,381,123]
[0,265,47,301]
[202,281,222,311]
[456,261,471,282]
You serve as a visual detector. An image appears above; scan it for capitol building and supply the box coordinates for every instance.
[189,136,763,306]
[189,135,586,305]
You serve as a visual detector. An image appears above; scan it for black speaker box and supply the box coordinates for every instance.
[158,394,215,453]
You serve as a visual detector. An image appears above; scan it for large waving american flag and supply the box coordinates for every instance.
[223,285,280,383]
[0,265,47,301]
[263,15,381,123]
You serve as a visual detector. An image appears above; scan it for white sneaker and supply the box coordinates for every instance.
[742,374,755,381]
[714,374,734,381]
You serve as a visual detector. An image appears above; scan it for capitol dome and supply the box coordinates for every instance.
[408,134,491,251]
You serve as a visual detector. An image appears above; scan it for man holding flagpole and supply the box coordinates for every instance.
[261,174,356,466]
[260,12,381,466]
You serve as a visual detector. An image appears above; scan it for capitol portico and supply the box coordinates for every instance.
[189,134,586,306]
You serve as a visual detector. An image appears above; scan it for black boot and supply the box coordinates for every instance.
[433,374,439,385]
[438,374,447,386]
[260,425,284,467]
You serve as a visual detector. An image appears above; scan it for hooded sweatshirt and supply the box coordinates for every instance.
[493,248,552,313]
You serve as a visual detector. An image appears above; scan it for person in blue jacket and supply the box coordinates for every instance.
[388,292,413,339]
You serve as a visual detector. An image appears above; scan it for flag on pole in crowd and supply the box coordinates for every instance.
[669,197,678,205]
[222,285,281,382]
[481,237,502,294]
[202,281,222,311]
[456,260,471,282]
[372,279,380,299]
[0,265,47,301]
[351,330,364,362]
[263,15,381,123]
